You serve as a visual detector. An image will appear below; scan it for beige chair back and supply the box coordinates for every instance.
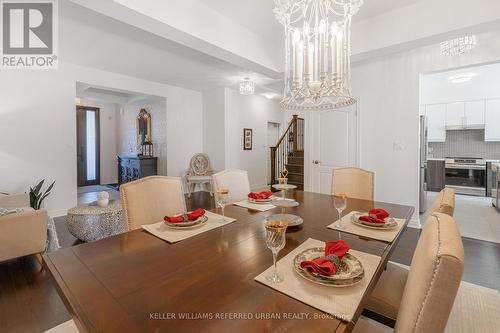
[395,213,464,333]
[120,176,186,231]
[212,169,251,203]
[188,153,213,176]
[0,193,29,208]
[429,188,455,217]
[332,168,374,201]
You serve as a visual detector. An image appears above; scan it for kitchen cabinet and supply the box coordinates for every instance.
[426,104,446,142]
[446,102,465,128]
[465,100,485,126]
[485,99,500,141]
[445,101,485,129]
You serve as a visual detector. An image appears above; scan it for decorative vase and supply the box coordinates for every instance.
[97,191,110,208]
[97,199,109,208]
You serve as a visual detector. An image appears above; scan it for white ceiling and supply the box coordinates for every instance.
[65,0,500,95]
[355,0,423,20]
[202,0,424,43]
[61,1,281,94]
[76,82,164,105]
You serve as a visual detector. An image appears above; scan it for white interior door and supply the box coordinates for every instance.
[307,105,359,194]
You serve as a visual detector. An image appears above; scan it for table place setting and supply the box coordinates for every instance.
[233,190,277,212]
[327,205,406,243]
[254,231,381,322]
[141,209,236,243]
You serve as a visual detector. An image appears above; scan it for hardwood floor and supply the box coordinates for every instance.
[0,191,498,332]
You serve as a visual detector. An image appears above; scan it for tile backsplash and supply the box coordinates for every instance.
[429,129,500,160]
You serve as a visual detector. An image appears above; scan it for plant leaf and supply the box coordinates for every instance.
[37,181,55,209]
[34,180,44,196]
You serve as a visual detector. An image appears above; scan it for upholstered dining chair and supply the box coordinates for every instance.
[212,169,251,204]
[120,176,186,231]
[354,213,464,333]
[331,167,374,201]
[429,187,455,216]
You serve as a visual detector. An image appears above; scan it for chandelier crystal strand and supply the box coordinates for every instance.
[274,0,363,111]
[440,35,477,56]
[239,78,255,95]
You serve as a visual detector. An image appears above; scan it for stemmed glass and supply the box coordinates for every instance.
[265,220,288,284]
[333,193,347,230]
[216,188,229,223]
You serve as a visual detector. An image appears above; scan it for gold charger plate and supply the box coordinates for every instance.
[350,212,399,230]
[164,215,208,229]
[248,197,272,204]
[293,247,364,287]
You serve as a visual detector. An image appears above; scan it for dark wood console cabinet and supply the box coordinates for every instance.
[118,156,158,186]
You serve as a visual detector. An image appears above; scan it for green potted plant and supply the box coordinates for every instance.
[29,180,55,210]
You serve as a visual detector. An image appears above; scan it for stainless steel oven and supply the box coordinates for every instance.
[445,158,486,196]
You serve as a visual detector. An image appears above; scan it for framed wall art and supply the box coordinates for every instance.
[243,128,253,150]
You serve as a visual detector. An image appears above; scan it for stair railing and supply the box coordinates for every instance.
[270,115,304,185]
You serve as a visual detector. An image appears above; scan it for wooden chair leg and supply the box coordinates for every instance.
[34,253,44,271]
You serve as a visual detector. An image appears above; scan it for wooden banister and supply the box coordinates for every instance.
[269,115,304,185]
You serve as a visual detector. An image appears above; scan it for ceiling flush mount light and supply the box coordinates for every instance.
[447,73,477,84]
[239,78,255,95]
[262,92,281,99]
[274,0,363,111]
[440,35,477,56]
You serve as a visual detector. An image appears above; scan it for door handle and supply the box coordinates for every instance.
[313,160,320,165]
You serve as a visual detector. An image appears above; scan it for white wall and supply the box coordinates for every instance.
[224,88,283,190]
[351,30,500,222]
[78,99,119,185]
[202,87,226,172]
[0,62,202,216]
[117,97,168,175]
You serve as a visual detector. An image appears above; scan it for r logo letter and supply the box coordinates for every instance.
[28,9,48,48]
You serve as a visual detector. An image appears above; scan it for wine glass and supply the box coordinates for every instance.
[216,188,229,223]
[265,220,288,284]
[333,193,347,230]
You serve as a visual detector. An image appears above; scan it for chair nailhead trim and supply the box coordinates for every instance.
[412,213,442,332]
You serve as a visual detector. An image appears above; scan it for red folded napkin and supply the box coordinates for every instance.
[164,208,205,223]
[300,240,350,276]
[248,191,273,200]
[359,208,390,224]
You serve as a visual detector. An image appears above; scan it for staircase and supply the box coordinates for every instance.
[270,115,304,190]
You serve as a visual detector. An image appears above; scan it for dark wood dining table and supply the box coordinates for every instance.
[44,191,414,333]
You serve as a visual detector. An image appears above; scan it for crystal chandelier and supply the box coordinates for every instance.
[239,78,255,95]
[274,0,363,111]
[440,35,476,56]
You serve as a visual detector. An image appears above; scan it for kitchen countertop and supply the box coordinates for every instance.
[427,158,500,163]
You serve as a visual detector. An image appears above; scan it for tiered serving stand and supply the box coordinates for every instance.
[267,183,303,228]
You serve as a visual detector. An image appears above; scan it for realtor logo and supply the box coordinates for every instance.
[1,0,58,69]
